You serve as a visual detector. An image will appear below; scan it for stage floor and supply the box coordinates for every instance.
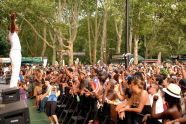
[28,99,50,124]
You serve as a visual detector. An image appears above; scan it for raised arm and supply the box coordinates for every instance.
[151,96,174,119]
[181,65,186,78]
[151,96,158,117]
[10,13,16,33]
[64,67,73,79]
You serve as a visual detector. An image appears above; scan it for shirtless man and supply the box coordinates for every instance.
[8,13,22,88]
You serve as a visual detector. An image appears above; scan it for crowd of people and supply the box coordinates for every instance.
[3,12,186,124]
[0,61,186,124]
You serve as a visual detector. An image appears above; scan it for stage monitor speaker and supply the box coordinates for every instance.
[0,100,30,124]
[2,87,20,104]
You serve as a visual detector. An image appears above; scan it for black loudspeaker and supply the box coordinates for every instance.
[0,100,30,124]
[2,88,20,104]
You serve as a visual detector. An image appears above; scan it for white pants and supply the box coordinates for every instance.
[9,50,22,88]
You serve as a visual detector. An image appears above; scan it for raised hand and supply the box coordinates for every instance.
[153,95,159,102]
[11,13,16,20]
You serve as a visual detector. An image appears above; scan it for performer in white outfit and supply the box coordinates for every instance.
[8,13,22,88]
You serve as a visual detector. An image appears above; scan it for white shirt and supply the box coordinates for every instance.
[9,32,21,51]
[149,93,164,114]
[149,93,164,122]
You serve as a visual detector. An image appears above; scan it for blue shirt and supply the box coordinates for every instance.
[19,74,24,82]
[47,91,57,102]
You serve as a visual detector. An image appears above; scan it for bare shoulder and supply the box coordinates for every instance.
[141,90,149,97]
[168,107,180,113]
[164,107,182,118]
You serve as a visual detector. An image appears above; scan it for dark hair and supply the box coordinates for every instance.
[46,70,51,75]
[68,68,73,72]
[41,78,45,84]
[108,74,111,79]
[156,75,164,85]
[162,74,167,80]
[134,72,144,80]
[93,69,99,75]
[127,77,134,84]
[22,70,26,75]
[45,77,50,82]
[113,74,120,82]
[164,93,181,112]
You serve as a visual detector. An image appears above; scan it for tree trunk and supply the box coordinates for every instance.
[116,36,122,54]
[92,1,99,65]
[145,48,148,59]
[59,51,64,65]
[93,34,98,64]
[52,47,56,65]
[129,23,133,53]
[87,13,92,64]
[41,26,47,57]
[68,42,74,66]
[158,52,161,65]
[101,9,108,64]
[144,36,148,59]
[67,1,79,66]
[34,34,38,57]
[133,8,141,65]
[134,34,139,65]
[115,18,123,54]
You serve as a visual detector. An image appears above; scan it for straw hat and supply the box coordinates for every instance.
[163,83,181,98]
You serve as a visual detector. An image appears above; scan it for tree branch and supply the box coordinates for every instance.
[49,30,56,44]
[17,13,55,49]
[55,32,70,49]
[37,16,68,41]
[26,40,34,56]
[114,17,119,35]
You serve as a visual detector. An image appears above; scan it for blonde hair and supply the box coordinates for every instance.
[132,79,144,89]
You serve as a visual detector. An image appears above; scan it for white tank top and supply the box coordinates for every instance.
[9,32,21,51]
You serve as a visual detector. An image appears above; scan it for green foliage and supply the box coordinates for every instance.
[0,0,185,64]
[130,0,186,59]
[0,33,10,57]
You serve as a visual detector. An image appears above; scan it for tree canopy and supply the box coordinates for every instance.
[0,0,185,65]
